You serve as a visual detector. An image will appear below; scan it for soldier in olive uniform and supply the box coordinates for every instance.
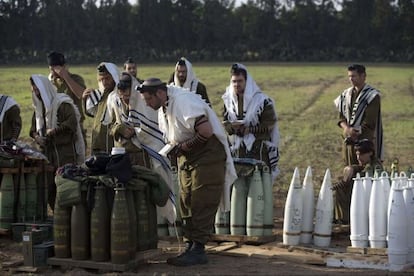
[138,78,237,266]
[47,52,87,146]
[30,75,85,210]
[334,64,383,167]
[222,63,280,181]
[332,139,383,225]
[83,62,119,154]
[168,57,211,106]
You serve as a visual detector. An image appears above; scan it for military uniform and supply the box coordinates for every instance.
[334,156,383,224]
[30,102,80,210]
[336,86,382,166]
[52,73,87,145]
[88,90,114,154]
[223,96,277,166]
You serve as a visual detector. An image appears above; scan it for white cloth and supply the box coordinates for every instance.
[0,95,18,122]
[109,74,176,223]
[171,57,199,92]
[159,85,237,211]
[334,84,384,160]
[222,63,280,180]
[86,62,120,126]
[31,74,85,164]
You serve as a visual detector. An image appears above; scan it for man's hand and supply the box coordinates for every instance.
[50,65,69,79]
[121,126,135,139]
[343,125,360,143]
[82,88,94,99]
[232,124,248,137]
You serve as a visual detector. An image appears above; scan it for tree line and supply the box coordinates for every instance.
[0,0,413,64]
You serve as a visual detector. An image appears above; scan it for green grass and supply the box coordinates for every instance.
[1,63,413,192]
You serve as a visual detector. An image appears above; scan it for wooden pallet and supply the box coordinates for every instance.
[346,246,387,255]
[47,249,162,272]
[211,234,277,245]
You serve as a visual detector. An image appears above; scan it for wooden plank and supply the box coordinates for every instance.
[326,254,390,270]
[210,234,276,245]
[47,249,162,272]
[13,266,39,273]
[0,167,19,173]
[1,259,24,268]
[0,228,11,236]
[207,242,239,253]
[346,246,387,255]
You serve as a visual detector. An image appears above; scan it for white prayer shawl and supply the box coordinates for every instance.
[172,57,199,92]
[222,63,280,180]
[159,85,237,212]
[0,95,18,122]
[31,74,85,164]
[334,84,384,161]
[109,75,176,223]
[85,62,120,126]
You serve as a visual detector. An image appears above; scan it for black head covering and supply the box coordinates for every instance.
[47,51,65,66]
[124,57,135,64]
[136,78,166,93]
[97,63,110,75]
[117,72,132,90]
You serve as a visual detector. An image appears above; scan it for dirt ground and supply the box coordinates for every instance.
[0,192,413,275]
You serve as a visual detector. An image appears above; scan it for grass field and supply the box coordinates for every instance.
[1,63,413,191]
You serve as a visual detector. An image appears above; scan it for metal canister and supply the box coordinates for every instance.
[126,189,137,259]
[90,184,110,262]
[146,186,158,249]
[261,166,274,236]
[25,173,38,221]
[230,176,248,235]
[135,188,150,251]
[71,192,90,260]
[0,174,15,229]
[53,198,71,258]
[111,184,131,264]
[16,173,26,222]
[246,166,264,236]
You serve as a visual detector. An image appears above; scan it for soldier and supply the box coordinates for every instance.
[222,63,280,181]
[334,64,383,167]
[83,62,119,154]
[332,139,383,225]
[138,78,236,266]
[30,74,85,210]
[47,51,87,145]
[169,57,210,106]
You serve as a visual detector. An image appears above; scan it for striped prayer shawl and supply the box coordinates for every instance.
[334,84,384,161]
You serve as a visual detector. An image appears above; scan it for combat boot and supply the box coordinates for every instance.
[166,240,193,265]
[167,241,208,266]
